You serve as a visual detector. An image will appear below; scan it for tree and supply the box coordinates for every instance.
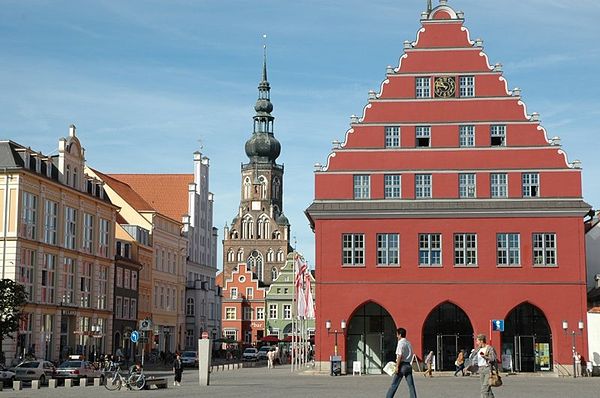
[0,279,28,364]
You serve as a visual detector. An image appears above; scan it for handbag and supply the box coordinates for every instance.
[489,368,503,387]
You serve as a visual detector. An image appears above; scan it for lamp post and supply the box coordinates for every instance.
[325,319,346,356]
[562,320,584,378]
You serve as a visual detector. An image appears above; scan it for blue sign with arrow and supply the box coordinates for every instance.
[130,330,139,343]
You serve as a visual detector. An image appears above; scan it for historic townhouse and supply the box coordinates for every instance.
[221,266,266,345]
[108,152,221,351]
[306,1,590,375]
[0,125,117,364]
[89,169,187,354]
[265,255,315,340]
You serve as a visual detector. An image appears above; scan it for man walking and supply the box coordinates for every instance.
[386,327,418,398]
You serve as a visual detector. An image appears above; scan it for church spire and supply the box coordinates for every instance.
[244,36,281,164]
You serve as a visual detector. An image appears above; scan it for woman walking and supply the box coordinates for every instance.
[454,350,465,376]
[423,351,434,377]
[173,352,183,386]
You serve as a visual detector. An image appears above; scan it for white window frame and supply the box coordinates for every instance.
[115,296,123,319]
[459,125,475,147]
[385,126,400,148]
[459,173,476,198]
[376,233,399,266]
[256,307,265,320]
[64,206,77,250]
[43,199,58,245]
[225,307,236,320]
[230,287,238,299]
[97,265,107,310]
[415,174,432,198]
[123,297,130,319]
[243,307,253,321]
[246,287,253,299]
[283,304,292,320]
[342,233,365,266]
[82,213,94,254]
[21,192,37,240]
[18,248,35,299]
[116,267,123,288]
[490,125,506,146]
[533,233,557,266]
[416,77,431,98]
[80,261,92,308]
[419,233,442,266]
[269,304,278,319]
[459,76,475,97]
[497,233,520,266]
[522,172,540,198]
[353,175,370,199]
[41,253,56,304]
[63,257,75,304]
[454,233,477,266]
[491,173,508,198]
[99,218,110,257]
[415,126,431,147]
[123,269,131,290]
[384,175,401,199]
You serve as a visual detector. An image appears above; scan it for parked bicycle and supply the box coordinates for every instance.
[103,362,145,391]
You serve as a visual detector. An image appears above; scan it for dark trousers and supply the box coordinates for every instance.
[386,363,417,398]
[174,369,182,383]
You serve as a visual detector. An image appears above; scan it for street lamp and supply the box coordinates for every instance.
[325,319,346,356]
[562,320,584,378]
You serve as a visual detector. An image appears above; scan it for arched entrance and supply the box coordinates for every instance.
[503,302,552,372]
[346,302,396,374]
[422,302,474,371]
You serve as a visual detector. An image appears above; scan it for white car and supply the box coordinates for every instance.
[242,348,258,361]
[55,360,103,382]
[12,360,56,384]
[180,351,198,367]
[0,365,16,386]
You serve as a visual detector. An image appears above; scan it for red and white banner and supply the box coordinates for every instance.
[294,254,315,319]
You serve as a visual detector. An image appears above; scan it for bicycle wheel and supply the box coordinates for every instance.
[104,373,122,391]
[129,374,146,391]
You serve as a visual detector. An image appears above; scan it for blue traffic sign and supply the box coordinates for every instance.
[130,330,139,343]
[491,320,504,332]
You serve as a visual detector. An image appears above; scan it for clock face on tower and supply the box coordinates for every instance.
[434,76,456,98]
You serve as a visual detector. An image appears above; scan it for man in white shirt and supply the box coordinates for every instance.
[386,327,418,398]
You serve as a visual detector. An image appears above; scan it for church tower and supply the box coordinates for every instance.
[222,47,291,286]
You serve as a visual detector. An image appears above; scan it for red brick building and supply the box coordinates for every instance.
[306,1,589,375]
[220,266,266,346]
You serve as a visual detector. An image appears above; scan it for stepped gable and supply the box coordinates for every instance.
[317,1,582,203]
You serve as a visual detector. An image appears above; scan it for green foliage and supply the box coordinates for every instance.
[0,279,28,349]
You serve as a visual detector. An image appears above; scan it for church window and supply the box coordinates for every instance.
[247,250,264,280]
[237,248,244,262]
[271,267,278,281]
[276,249,284,262]
[242,215,254,239]
[259,176,268,199]
[267,249,274,262]
[243,177,252,199]
[227,249,234,262]
[257,215,270,239]
[273,177,281,199]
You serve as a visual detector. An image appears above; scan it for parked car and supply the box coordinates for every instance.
[180,351,198,367]
[242,348,258,361]
[257,346,276,361]
[12,360,55,384]
[0,365,16,386]
[55,360,103,383]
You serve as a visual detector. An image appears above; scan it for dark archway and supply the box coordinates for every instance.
[422,302,474,371]
[503,302,552,372]
[346,302,396,374]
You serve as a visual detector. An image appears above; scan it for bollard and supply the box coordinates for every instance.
[49,379,58,388]
[93,378,101,387]
[79,377,88,387]
[13,381,22,391]
[31,380,40,389]
[65,378,73,388]
[0,380,3,391]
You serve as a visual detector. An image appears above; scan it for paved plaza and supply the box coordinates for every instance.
[1,366,599,398]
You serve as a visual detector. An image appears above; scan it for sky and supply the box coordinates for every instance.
[1,0,599,268]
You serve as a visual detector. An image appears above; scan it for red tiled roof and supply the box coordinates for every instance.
[92,169,155,212]
[109,174,193,223]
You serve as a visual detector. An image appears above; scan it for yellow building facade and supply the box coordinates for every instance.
[0,126,117,364]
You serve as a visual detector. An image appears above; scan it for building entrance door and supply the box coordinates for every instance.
[423,302,474,371]
[346,302,396,375]
[515,335,535,372]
